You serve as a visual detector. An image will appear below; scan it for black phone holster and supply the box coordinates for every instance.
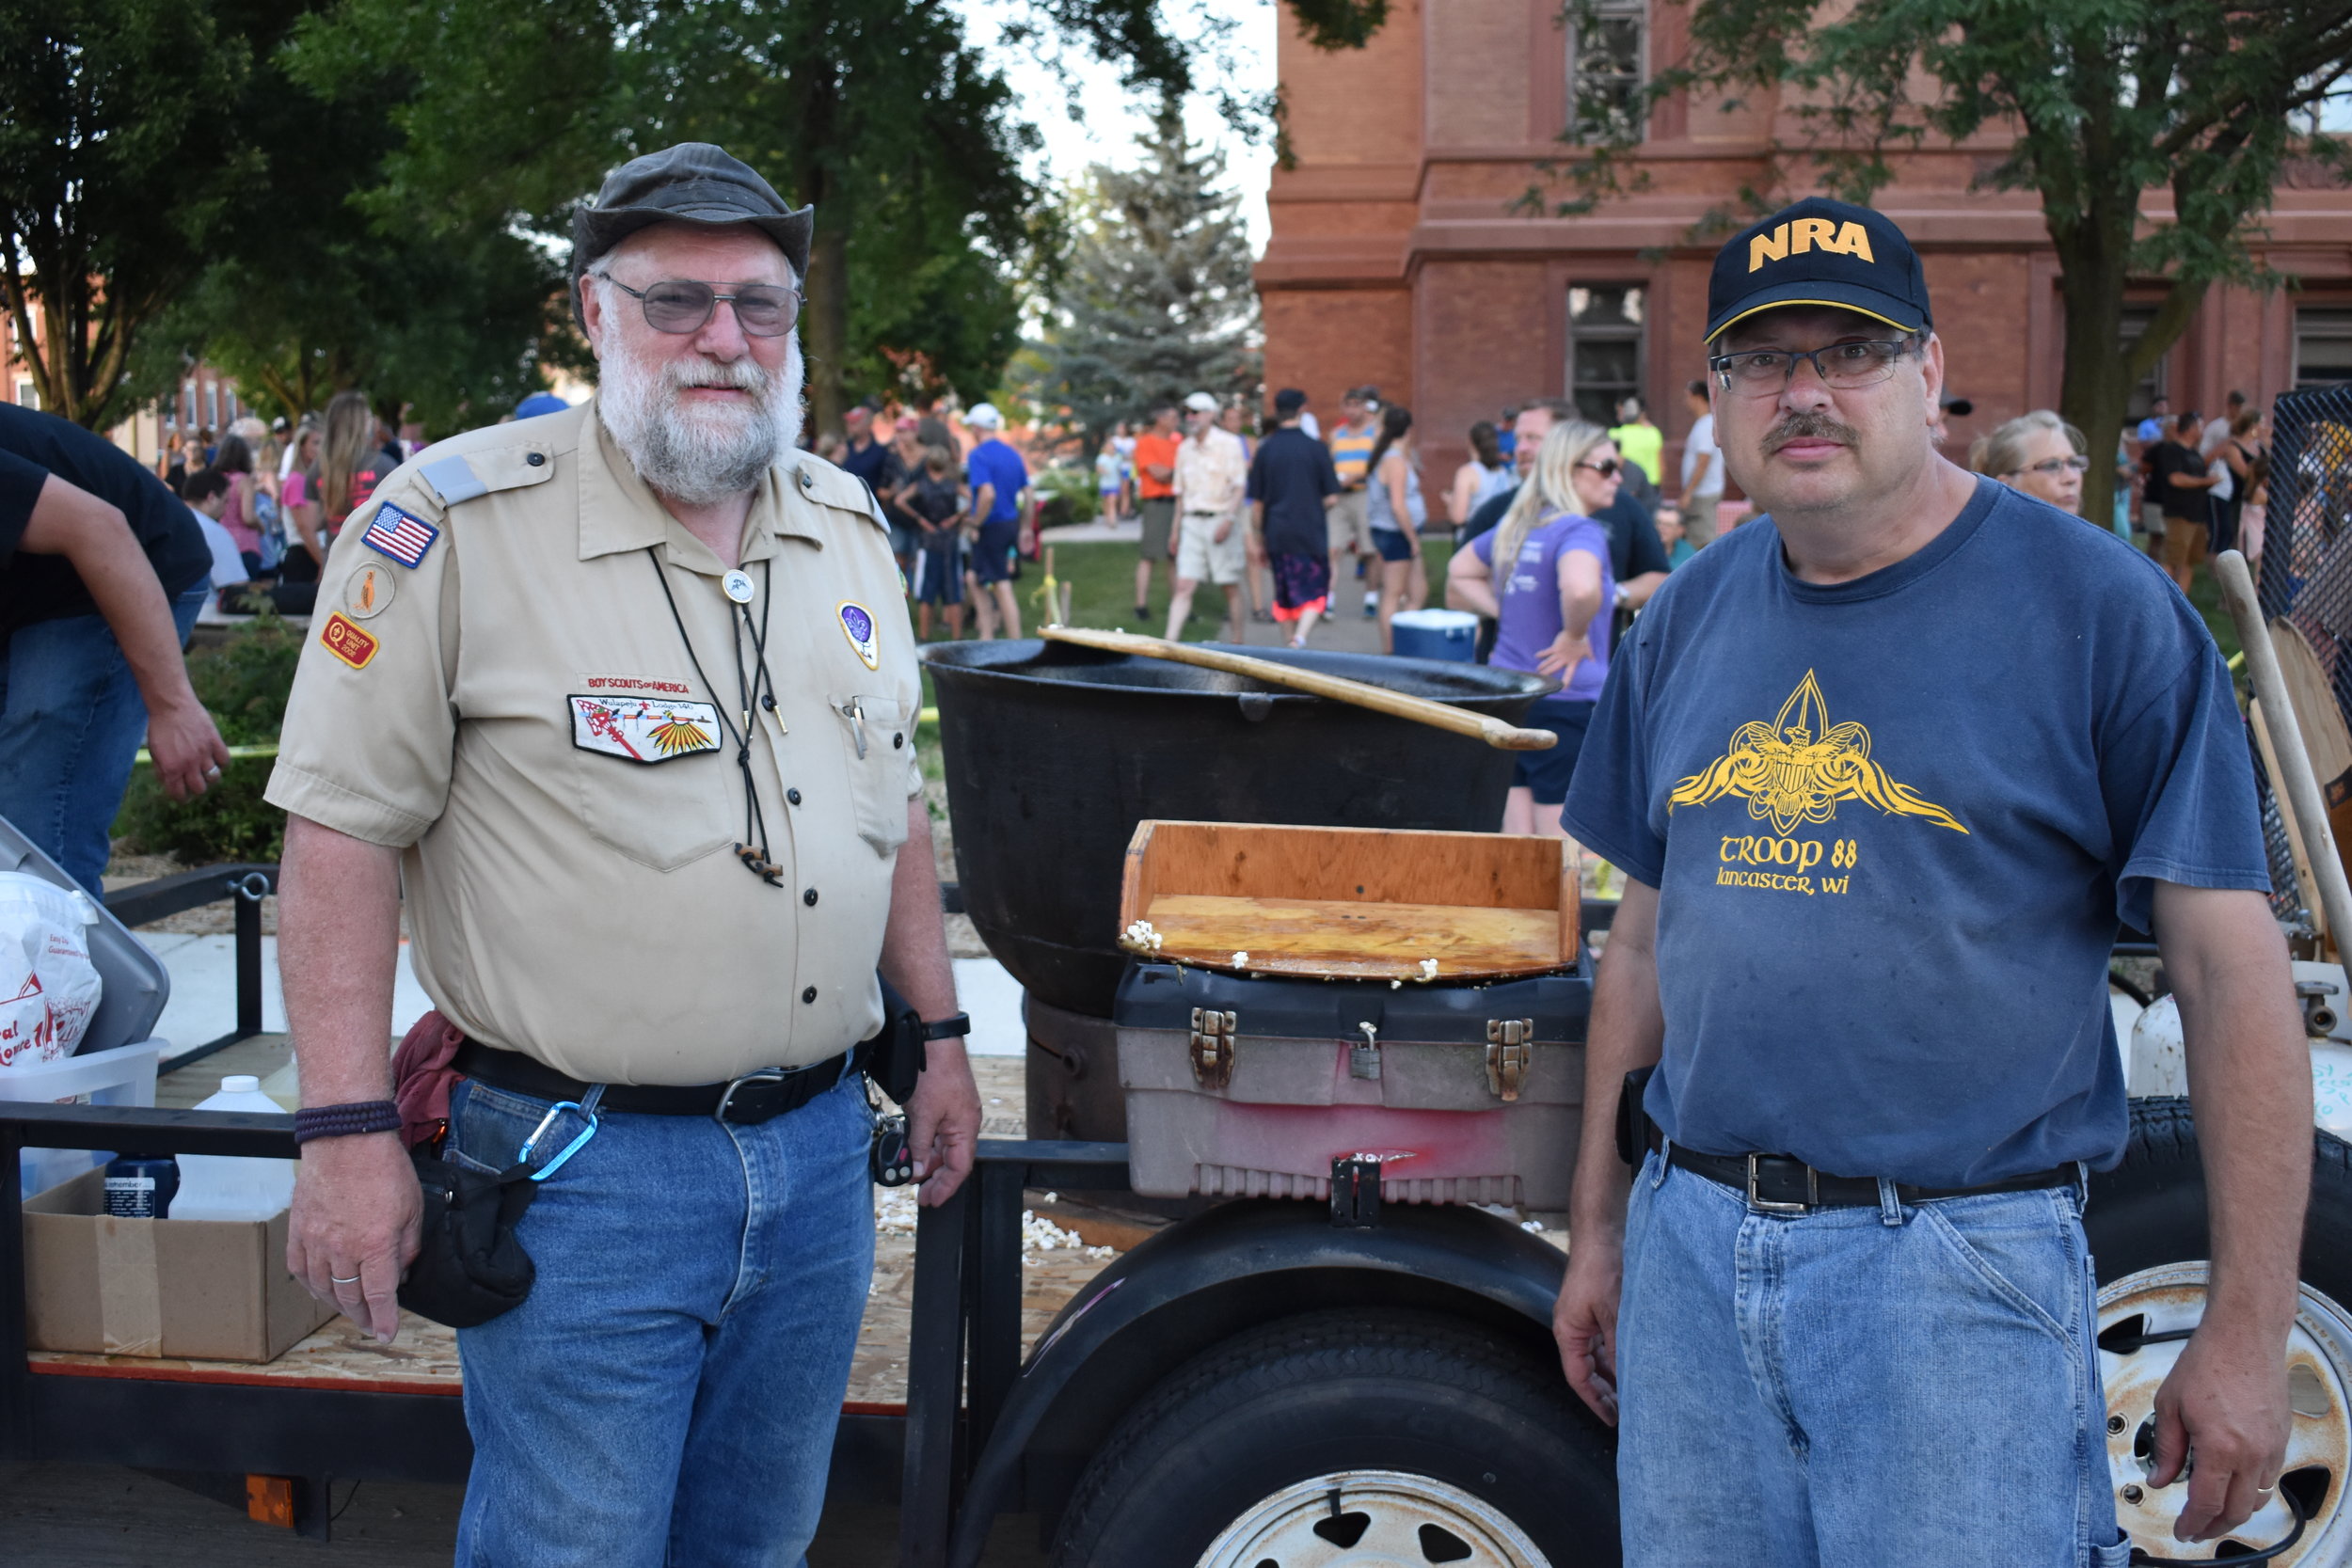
[399,1153,540,1328]
[1614,1064,1660,1171]
[869,974,930,1103]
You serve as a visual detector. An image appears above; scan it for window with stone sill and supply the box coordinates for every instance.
[1566,0,1648,142]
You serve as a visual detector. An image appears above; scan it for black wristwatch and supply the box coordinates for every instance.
[920,1013,972,1041]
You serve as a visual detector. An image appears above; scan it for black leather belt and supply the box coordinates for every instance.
[454,1038,866,1125]
[1652,1129,2076,1212]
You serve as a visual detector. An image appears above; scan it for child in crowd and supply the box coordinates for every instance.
[895,443,969,641]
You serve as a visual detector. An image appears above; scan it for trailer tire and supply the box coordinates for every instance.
[1048,1307,1616,1568]
[2087,1096,2352,1564]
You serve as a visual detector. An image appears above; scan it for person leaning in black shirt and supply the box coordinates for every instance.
[2150,410,2220,592]
[0,404,229,894]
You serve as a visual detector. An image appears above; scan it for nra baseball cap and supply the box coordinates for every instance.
[572,142,815,284]
[1705,198,1931,344]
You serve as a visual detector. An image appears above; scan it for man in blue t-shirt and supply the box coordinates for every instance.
[1554,198,2307,1564]
[961,403,1028,640]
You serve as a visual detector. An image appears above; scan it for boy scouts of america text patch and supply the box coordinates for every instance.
[321,612,379,671]
[362,502,440,569]
[837,601,881,670]
[569,694,723,764]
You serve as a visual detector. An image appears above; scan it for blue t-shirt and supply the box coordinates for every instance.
[1471,513,1614,703]
[966,438,1028,525]
[1562,479,2268,1186]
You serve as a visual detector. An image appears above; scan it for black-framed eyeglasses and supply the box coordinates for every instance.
[1709,340,1917,395]
[1577,458,1622,478]
[2004,455,2091,477]
[604,277,803,338]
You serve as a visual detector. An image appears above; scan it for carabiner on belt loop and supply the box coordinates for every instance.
[518,1084,606,1181]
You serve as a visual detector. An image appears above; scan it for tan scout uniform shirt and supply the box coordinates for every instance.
[265,400,924,1085]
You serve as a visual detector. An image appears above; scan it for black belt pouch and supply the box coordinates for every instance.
[1614,1064,1660,1171]
[399,1154,540,1329]
[870,974,930,1103]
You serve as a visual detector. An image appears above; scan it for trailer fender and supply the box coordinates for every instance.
[948,1197,1574,1565]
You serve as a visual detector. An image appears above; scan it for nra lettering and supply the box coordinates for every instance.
[1749,218,1876,272]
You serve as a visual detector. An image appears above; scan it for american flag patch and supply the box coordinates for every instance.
[361,503,439,569]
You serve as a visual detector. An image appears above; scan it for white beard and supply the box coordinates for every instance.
[595,316,804,505]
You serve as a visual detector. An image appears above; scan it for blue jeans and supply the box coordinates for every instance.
[0,585,208,895]
[1616,1151,2128,1568]
[446,1069,875,1568]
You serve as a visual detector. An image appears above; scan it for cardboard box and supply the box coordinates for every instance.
[23,1168,335,1361]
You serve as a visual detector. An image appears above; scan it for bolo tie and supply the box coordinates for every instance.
[645,548,787,886]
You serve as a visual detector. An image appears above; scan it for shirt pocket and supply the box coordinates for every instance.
[830,692,914,856]
[565,696,736,871]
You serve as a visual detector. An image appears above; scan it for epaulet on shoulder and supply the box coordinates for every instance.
[792,453,888,532]
[408,404,583,510]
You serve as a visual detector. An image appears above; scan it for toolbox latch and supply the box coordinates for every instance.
[1190,1007,1238,1089]
[1485,1018,1534,1102]
[1330,1156,1382,1227]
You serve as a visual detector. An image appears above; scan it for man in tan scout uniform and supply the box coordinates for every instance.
[264,143,979,1566]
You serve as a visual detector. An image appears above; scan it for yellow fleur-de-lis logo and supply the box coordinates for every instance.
[647,712,714,756]
[1668,670,1966,837]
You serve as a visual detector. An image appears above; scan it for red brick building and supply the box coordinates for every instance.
[1255,0,2352,517]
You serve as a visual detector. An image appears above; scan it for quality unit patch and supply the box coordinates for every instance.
[569,694,723,764]
[320,612,379,670]
[837,601,881,670]
[362,502,441,569]
[344,562,398,620]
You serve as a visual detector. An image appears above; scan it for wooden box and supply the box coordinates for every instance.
[1118,821,1578,983]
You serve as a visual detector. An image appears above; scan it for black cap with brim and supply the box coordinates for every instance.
[570,142,814,284]
[1704,198,1931,345]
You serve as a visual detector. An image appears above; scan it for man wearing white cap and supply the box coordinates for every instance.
[1167,392,1249,641]
[962,402,1028,640]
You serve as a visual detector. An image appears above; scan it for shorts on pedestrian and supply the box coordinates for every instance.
[2139,501,2166,541]
[1138,497,1176,560]
[1509,696,1592,806]
[1615,1150,2124,1568]
[1176,512,1248,585]
[913,538,965,605]
[1327,488,1371,554]
[889,521,919,563]
[2159,516,2209,571]
[1368,526,1415,564]
[1683,496,1723,547]
[971,519,1021,587]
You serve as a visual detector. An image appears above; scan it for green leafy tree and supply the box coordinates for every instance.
[1027,97,1262,449]
[284,0,1205,435]
[1539,0,2352,521]
[0,0,308,428]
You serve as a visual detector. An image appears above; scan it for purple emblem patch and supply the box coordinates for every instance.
[841,605,874,643]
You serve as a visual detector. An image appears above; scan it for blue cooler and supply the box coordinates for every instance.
[1390,609,1478,662]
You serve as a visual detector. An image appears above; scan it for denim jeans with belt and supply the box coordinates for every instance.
[1616,1150,2130,1568]
[445,1069,874,1568]
[0,584,209,895]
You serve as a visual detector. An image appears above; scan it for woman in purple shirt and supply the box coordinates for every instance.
[1447,419,1619,835]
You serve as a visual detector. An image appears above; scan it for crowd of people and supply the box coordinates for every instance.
[151,392,412,621]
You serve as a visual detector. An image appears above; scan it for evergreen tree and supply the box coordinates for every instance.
[1032,97,1260,448]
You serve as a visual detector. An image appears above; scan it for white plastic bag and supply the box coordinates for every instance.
[0,870,103,1070]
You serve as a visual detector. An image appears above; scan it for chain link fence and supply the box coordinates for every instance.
[2250,383,2352,927]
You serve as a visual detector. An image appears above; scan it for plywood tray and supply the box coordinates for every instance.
[1118,820,1576,982]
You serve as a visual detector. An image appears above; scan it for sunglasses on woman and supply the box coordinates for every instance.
[605,277,803,338]
[1577,458,1622,479]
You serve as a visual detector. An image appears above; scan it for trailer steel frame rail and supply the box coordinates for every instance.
[0,1099,1122,1558]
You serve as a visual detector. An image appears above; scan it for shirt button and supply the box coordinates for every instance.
[802,986,818,1004]
[893,733,904,749]
[803,887,818,906]
[787,787,803,805]
[526,451,546,467]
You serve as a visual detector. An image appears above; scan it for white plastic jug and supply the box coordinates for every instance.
[169,1075,297,1221]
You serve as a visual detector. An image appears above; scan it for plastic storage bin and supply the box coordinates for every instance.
[1113,961,1591,1209]
[0,814,172,1196]
[1389,609,1479,662]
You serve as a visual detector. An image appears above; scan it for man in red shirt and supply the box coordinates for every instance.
[1131,404,1181,621]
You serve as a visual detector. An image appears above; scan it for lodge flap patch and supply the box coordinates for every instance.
[569,694,723,764]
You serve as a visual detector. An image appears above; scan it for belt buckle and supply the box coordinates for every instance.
[1745,1153,1818,1213]
[713,1069,785,1124]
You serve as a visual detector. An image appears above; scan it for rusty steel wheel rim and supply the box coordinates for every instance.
[1196,1468,1550,1568]
[2100,1262,2352,1565]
